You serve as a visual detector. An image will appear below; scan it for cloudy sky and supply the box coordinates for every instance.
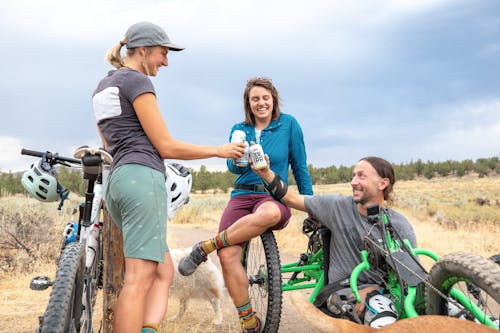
[1,0,499,172]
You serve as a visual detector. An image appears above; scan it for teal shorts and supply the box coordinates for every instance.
[104,164,168,262]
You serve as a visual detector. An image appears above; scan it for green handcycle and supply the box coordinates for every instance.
[242,205,500,333]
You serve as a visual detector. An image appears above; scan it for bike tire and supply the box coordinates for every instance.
[425,252,500,328]
[243,230,282,333]
[41,241,86,333]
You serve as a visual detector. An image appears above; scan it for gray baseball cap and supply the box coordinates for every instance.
[125,21,184,51]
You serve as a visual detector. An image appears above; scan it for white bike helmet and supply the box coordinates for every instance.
[363,292,397,328]
[165,162,192,219]
[21,159,65,202]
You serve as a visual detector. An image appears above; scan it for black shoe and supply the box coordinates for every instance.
[178,243,208,276]
[241,317,262,333]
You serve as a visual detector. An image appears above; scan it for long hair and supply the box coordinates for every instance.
[360,156,396,204]
[105,39,126,69]
[105,39,141,69]
[243,77,281,125]
[105,39,154,75]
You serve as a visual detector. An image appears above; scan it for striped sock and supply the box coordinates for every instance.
[200,230,229,255]
[141,324,158,333]
[236,299,257,329]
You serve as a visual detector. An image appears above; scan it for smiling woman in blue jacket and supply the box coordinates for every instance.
[179,77,313,332]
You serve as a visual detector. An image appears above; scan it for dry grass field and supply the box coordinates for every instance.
[178,175,500,262]
[0,175,498,332]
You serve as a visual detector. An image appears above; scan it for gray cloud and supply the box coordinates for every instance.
[1,0,499,173]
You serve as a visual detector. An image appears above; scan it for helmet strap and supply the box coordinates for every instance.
[57,183,69,210]
[40,152,52,171]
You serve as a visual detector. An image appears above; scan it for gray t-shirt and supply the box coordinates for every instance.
[93,68,165,175]
[304,194,417,284]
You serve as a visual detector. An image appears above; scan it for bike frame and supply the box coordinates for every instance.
[281,248,325,302]
[279,209,498,329]
[78,151,108,333]
[23,147,109,333]
[351,209,497,328]
[350,210,435,319]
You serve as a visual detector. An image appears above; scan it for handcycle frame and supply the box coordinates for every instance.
[245,205,499,332]
[280,233,325,302]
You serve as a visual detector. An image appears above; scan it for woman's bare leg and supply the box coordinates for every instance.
[113,258,157,333]
[143,251,174,325]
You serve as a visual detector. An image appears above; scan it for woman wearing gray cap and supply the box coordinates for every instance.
[93,21,245,333]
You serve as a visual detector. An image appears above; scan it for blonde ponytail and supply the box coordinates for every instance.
[105,39,126,69]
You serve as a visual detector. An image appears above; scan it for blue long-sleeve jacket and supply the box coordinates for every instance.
[227,113,313,197]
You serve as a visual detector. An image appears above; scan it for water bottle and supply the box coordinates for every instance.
[91,182,103,224]
[86,180,103,268]
[86,224,100,269]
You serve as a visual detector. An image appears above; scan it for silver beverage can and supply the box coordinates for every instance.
[231,130,249,167]
[249,144,268,169]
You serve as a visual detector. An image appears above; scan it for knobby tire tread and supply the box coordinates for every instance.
[41,241,85,333]
[247,230,283,333]
[425,251,500,322]
[489,253,500,265]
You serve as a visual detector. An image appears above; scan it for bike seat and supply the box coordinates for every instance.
[73,146,113,164]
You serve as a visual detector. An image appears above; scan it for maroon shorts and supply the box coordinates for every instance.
[218,194,292,233]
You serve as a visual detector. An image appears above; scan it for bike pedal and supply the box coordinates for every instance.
[30,276,52,290]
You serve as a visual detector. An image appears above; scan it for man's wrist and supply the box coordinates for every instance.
[261,169,275,183]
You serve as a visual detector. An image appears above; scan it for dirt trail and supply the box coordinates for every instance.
[167,224,320,333]
[2,224,319,333]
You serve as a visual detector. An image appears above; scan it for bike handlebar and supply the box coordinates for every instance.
[21,148,81,165]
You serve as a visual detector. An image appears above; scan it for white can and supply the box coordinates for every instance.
[249,144,268,169]
[231,130,246,143]
[231,130,249,167]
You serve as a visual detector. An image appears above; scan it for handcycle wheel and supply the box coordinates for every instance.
[41,241,86,333]
[426,252,500,329]
[490,253,500,265]
[242,230,282,333]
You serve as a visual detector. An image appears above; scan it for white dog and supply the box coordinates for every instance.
[169,247,225,325]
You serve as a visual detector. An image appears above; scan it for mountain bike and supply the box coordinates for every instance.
[25,146,112,333]
[242,205,500,332]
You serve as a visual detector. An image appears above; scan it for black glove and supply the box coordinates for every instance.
[302,215,321,234]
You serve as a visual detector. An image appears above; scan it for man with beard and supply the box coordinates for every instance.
[252,156,417,328]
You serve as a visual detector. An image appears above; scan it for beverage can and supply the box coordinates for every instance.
[231,130,246,143]
[249,144,268,169]
[237,141,250,167]
[231,130,249,167]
